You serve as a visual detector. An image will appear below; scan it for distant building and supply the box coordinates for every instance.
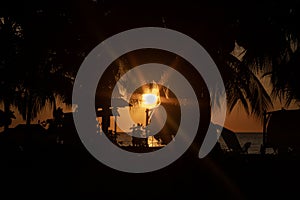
[0,124,47,151]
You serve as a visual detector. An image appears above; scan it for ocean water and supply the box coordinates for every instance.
[219,132,263,154]
[116,132,264,154]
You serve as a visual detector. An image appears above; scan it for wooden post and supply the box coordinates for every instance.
[261,110,267,155]
[114,114,117,135]
[145,108,150,126]
[145,108,151,147]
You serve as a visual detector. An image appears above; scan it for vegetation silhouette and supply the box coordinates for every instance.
[1,1,300,198]
[2,1,300,126]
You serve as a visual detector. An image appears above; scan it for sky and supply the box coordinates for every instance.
[224,73,299,132]
[1,56,300,134]
[1,62,299,133]
[2,85,299,134]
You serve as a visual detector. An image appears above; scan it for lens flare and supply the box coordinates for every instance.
[142,93,160,109]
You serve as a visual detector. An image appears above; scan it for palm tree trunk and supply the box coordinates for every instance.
[3,99,10,132]
[51,95,57,118]
[26,94,32,126]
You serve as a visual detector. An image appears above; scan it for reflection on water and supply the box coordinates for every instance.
[218,132,266,154]
[116,132,265,153]
[116,132,165,147]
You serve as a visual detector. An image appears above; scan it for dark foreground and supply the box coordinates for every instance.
[1,144,300,200]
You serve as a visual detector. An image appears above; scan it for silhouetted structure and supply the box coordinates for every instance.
[261,109,300,155]
[0,109,16,131]
[47,112,81,146]
[96,98,132,135]
[130,123,147,147]
[212,123,251,155]
[0,124,47,152]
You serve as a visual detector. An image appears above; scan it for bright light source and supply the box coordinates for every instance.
[142,93,160,109]
[143,94,157,105]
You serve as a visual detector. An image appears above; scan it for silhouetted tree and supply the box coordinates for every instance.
[0,109,16,130]
[0,15,24,131]
[2,0,300,126]
[231,2,300,106]
[4,2,79,125]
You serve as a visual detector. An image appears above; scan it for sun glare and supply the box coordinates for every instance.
[142,92,160,109]
[143,93,157,105]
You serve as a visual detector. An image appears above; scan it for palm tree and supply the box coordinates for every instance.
[3,1,300,128]
[182,3,300,118]
[9,4,77,125]
[0,16,23,131]
[14,49,74,126]
[218,53,273,119]
[152,7,274,120]
[0,109,16,130]
[233,3,300,107]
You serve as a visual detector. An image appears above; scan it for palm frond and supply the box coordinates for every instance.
[222,53,273,120]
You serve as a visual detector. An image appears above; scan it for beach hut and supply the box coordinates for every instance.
[261,109,300,154]
[96,97,132,135]
[1,124,47,152]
